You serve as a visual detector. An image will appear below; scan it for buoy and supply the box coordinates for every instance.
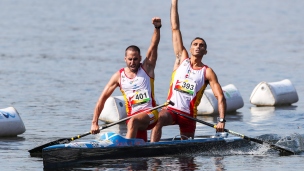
[99,96,127,123]
[99,96,160,123]
[250,79,298,106]
[197,84,244,115]
[0,107,26,137]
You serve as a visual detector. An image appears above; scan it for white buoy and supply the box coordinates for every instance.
[99,96,127,123]
[99,96,160,123]
[0,107,26,137]
[197,84,244,115]
[250,79,298,106]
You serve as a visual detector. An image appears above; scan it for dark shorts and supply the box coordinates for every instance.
[167,108,196,133]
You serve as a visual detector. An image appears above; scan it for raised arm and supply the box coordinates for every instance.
[205,67,226,132]
[142,17,161,78]
[91,71,120,134]
[171,0,188,70]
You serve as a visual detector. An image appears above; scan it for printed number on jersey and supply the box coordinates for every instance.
[131,89,150,106]
[174,79,196,95]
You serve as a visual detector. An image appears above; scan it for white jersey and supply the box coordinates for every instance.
[119,65,156,116]
[167,58,209,116]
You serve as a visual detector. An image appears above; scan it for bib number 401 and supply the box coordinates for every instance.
[135,92,148,100]
[131,89,150,106]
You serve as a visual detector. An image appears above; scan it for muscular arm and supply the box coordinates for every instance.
[91,71,120,134]
[142,17,161,78]
[171,0,188,70]
[206,67,226,132]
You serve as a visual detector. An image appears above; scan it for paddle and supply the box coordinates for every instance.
[28,100,174,155]
[173,112,295,155]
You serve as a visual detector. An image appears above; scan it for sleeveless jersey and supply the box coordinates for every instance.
[167,58,209,117]
[119,65,156,116]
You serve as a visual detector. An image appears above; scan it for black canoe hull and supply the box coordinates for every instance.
[43,137,250,169]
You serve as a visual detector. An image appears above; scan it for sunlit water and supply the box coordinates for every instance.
[1,0,304,170]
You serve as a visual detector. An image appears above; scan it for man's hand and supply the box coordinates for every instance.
[90,123,100,134]
[216,122,225,132]
[152,17,161,28]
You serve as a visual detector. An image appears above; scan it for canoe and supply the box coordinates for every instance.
[42,132,249,169]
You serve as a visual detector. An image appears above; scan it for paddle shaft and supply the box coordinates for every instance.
[29,100,174,154]
[175,112,295,155]
[70,100,174,141]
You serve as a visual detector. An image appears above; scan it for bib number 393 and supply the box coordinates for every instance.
[174,79,196,95]
[131,89,150,106]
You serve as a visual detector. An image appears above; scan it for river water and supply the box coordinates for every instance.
[1,0,304,170]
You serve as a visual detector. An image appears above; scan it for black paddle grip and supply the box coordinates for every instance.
[168,100,175,106]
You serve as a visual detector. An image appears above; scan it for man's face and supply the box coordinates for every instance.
[125,50,141,72]
[190,39,207,57]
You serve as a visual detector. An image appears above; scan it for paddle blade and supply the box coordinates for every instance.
[28,138,71,155]
[272,145,295,156]
[242,135,295,155]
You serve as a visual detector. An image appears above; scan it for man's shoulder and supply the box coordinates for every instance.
[204,65,213,71]
[204,66,213,75]
[117,67,128,74]
[113,70,122,79]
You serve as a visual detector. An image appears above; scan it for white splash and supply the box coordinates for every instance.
[275,133,304,154]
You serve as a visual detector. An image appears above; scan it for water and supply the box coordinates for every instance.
[1,0,304,170]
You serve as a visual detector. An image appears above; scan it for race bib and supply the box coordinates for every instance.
[130,89,150,106]
[174,79,196,95]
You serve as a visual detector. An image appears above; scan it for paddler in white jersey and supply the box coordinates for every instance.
[151,0,226,142]
[91,17,162,142]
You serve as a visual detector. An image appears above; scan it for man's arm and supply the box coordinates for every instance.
[206,67,226,132]
[91,71,120,134]
[171,0,188,70]
[142,17,161,78]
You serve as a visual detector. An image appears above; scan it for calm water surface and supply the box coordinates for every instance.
[1,0,304,170]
